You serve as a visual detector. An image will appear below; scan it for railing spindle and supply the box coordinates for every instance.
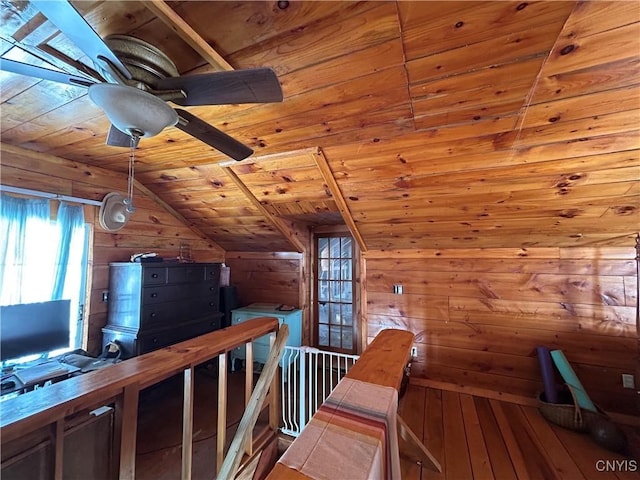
[269,331,279,432]
[181,366,194,480]
[299,349,306,432]
[54,419,64,480]
[216,353,227,474]
[244,341,253,455]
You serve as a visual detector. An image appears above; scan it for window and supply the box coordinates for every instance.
[0,194,89,363]
[314,235,356,353]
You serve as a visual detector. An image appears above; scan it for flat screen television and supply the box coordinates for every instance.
[0,299,71,362]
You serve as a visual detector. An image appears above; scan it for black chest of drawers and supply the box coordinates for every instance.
[101,262,223,358]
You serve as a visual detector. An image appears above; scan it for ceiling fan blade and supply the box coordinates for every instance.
[106,125,140,148]
[154,68,283,106]
[174,109,253,161]
[31,0,132,81]
[2,34,104,82]
[0,58,95,87]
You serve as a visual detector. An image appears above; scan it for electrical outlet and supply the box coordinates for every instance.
[411,346,417,357]
[622,374,635,389]
[393,284,403,295]
[102,290,109,303]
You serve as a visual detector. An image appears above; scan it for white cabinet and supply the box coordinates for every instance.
[230,303,302,373]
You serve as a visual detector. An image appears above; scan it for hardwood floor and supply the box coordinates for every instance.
[134,370,639,479]
[398,384,640,480]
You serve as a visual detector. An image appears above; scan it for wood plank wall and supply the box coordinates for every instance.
[364,248,639,416]
[1,146,224,354]
[225,251,309,345]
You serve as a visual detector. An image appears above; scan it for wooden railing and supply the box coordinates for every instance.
[0,316,281,480]
[266,329,441,480]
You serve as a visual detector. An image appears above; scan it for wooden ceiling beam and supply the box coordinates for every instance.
[222,167,306,253]
[217,147,322,168]
[141,1,234,72]
[312,148,368,253]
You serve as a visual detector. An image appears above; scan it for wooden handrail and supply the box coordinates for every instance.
[1,316,280,478]
[266,328,442,479]
[345,328,414,389]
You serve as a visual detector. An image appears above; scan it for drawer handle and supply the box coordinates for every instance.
[150,293,158,298]
[209,302,215,306]
[150,313,157,318]
[152,273,159,278]
[210,286,215,291]
[152,338,158,343]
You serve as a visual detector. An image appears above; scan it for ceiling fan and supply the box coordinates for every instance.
[0,0,284,161]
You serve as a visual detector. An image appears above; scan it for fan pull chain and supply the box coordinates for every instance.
[125,133,138,213]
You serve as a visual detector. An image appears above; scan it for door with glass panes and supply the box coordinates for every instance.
[314,235,355,353]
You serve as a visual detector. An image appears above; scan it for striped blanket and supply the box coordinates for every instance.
[278,378,400,479]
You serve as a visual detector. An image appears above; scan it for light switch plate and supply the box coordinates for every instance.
[622,374,635,389]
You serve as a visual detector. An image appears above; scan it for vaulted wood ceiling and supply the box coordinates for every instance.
[1,1,638,252]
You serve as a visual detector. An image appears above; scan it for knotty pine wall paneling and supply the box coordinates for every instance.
[1,145,224,354]
[364,248,638,416]
[225,251,311,345]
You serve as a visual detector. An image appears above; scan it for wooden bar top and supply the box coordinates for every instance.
[266,328,414,480]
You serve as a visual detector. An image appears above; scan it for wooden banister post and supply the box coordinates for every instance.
[117,383,140,480]
[217,353,228,475]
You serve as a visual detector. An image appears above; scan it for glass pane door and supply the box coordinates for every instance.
[315,235,355,353]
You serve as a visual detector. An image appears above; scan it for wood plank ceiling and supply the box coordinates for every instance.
[0,1,638,252]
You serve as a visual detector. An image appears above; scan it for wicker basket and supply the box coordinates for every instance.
[538,384,607,433]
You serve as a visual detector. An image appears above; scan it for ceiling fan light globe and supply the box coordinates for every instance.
[88,83,178,138]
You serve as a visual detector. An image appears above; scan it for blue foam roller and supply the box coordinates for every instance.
[550,349,597,412]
